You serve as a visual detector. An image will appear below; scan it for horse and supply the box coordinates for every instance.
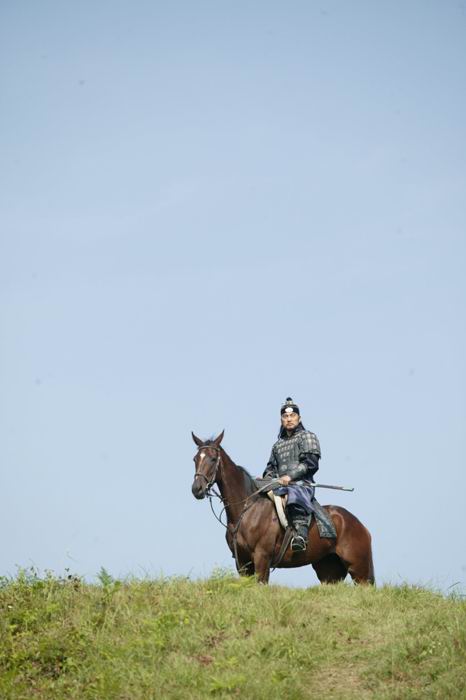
[191,431,375,585]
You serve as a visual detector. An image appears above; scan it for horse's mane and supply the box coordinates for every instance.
[201,440,258,495]
[235,463,258,493]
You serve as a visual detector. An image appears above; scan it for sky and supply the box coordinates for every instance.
[1,1,465,591]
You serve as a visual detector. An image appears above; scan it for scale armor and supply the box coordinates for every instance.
[266,428,321,481]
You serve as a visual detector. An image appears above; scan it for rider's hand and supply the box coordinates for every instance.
[278,475,292,486]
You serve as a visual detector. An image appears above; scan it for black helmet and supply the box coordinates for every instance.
[280,397,300,415]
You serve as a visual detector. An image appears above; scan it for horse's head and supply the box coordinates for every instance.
[191,430,224,499]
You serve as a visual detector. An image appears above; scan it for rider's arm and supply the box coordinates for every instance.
[298,452,320,482]
[286,451,320,481]
[263,447,278,478]
[287,432,321,482]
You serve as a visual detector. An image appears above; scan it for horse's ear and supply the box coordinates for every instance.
[214,430,225,447]
[192,432,203,447]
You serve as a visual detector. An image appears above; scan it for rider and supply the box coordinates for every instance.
[263,397,321,552]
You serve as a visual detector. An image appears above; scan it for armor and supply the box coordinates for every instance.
[264,425,321,482]
[263,422,321,552]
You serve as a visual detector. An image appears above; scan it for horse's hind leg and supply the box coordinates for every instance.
[312,553,348,584]
[340,541,375,584]
[334,515,375,585]
[347,556,375,585]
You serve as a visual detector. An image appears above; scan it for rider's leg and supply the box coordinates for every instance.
[287,503,311,552]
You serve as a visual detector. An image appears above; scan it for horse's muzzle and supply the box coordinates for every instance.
[191,479,207,500]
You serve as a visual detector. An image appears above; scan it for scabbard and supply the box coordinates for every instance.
[255,479,354,493]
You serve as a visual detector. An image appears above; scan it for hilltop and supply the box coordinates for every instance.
[0,569,465,699]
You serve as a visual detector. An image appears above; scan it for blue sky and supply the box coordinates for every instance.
[1,1,465,590]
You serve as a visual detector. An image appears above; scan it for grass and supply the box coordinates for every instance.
[0,567,465,699]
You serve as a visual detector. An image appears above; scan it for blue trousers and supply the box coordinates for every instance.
[274,481,315,515]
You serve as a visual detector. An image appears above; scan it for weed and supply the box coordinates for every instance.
[0,572,464,699]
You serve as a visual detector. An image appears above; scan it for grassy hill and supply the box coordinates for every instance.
[0,568,465,699]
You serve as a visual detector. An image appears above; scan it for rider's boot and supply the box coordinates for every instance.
[287,505,311,552]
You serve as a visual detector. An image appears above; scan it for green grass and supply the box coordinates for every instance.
[0,568,465,699]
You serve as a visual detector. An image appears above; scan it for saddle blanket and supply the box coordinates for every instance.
[255,478,337,539]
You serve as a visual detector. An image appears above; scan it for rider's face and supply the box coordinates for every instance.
[281,411,300,431]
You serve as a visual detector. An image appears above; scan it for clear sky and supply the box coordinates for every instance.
[1,1,465,591]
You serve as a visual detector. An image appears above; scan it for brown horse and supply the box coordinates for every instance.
[191,431,374,585]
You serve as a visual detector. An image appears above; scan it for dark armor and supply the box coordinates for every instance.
[263,423,321,552]
[264,424,320,482]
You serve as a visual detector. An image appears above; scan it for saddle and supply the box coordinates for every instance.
[256,480,337,539]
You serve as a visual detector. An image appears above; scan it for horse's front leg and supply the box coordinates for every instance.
[237,560,255,577]
[227,529,255,578]
[253,549,271,584]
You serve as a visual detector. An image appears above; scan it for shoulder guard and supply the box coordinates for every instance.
[298,431,321,457]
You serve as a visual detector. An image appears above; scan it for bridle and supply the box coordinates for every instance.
[193,441,264,517]
[193,444,227,528]
[194,445,222,493]
[192,442,273,571]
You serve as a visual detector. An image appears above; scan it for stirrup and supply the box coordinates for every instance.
[291,535,307,552]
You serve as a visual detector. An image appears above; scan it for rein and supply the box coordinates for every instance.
[194,444,274,573]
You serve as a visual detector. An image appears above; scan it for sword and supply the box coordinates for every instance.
[255,478,354,492]
[314,483,354,492]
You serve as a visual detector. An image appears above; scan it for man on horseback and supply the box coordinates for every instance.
[263,397,320,552]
